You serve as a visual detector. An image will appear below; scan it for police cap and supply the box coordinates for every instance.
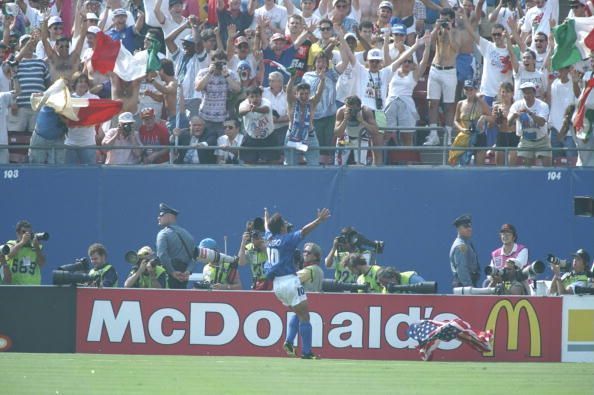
[453,214,472,228]
[159,203,179,216]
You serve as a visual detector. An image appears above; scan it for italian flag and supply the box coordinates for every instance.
[91,31,161,82]
[551,17,594,71]
[31,79,123,127]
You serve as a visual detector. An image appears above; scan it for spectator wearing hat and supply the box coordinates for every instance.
[72,12,100,61]
[550,249,592,295]
[106,7,145,53]
[508,81,551,166]
[165,27,207,123]
[41,18,88,83]
[228,34,258,84]
[34,15,62,60]
[98,0,135,32]
[375,1,393,32]
[385,24,418,65]
[155,203,201,289]
[138,107,170,164]
[124,246,168,288]
[102,112,143,165]
[8,32,49,136]
[450,214,480,288]
[321,0,359,34]
[200,238,242,290]
[259,22,309,86]
[568,0,593,17]
[485,223,529,292]
[449,79,491,165]
[216,117,244,164]
[217,0,256,46]
[65,72,99,165]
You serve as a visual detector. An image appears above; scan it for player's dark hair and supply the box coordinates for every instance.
[268,213,284,235]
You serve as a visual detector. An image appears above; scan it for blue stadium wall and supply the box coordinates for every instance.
[0,166,593,292]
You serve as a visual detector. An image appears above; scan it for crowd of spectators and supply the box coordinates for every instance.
[1,0,594,166]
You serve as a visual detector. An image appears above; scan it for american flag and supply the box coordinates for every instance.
[407,318,493,361]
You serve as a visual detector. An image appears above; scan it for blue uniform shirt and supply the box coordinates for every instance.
[263,230,302,279]
[449,236,480,287]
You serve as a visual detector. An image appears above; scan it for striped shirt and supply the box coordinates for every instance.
[16,58,49,108]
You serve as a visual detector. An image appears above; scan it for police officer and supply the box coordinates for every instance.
[3,220,46,285]
[87,243,118,287]
[155,203,239,289]
[450,214,480,288]
[155,203,196,289]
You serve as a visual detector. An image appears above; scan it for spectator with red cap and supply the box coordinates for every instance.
[138,107,170,164]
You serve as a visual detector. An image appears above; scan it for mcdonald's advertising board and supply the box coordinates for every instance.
[76,289,562,362]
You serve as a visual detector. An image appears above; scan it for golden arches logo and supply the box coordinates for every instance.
[483,299,541,357]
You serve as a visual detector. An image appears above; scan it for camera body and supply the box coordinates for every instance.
[215,61,225,71]
[121,123,133,136]
[53,257,96,286]
[337,228,385,254]
[193,280,213,290]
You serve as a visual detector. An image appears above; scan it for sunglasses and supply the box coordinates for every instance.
[224,125,235,129]
[491,32,502,37]
[534,39,546,42]
[319,27,332,31]
[403,59,413,64]
[52,25,64,30]
[335,4,348,8]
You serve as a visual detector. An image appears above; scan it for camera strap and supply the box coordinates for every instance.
[170,227,194,265]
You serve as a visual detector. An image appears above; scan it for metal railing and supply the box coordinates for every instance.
[3,125,593,167]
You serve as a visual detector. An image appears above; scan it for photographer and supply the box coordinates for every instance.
[486,258,529,295]
[3,220,46,285]
[549,249,592,295]
[199,238,242,290]
[124,246,167,289]
[324,226,371,284]
[344,253,382,293]
[334,96,378,165]
[87,243,118,288]
[102,112,143,165]
[238,218,270,290]
[376,266,426,294]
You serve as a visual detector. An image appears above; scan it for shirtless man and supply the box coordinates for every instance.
[424,8,459,146]
[455,0,484,101]
[41,18,87,83]
[391,0,444,43]
[147,59,178,131]
[110,73,141,115]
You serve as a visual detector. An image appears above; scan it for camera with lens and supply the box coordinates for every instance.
[385,281,437,294]
[547,254,571,270]
[215,61,225,71]
[322,279,369,293]
[0,244,10,255]
[337,228,384,254]
[193,280,213,290]
[245,217,265,242]
[453,285,504,295]
[125,250,160,268]
[121,123,133,136]
[34,232,50,241]
[52,257,97,286]
[495,107,505,125]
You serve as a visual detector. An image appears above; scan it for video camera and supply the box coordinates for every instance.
[337,228,384,254]
[385,281,437,294]
[52,257,97,286]
[322,279,369,293]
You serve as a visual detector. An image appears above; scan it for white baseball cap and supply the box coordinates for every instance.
[118,112,135,123]
[87,26,101,35]
[48,16,63,27]
[367,48,383,61]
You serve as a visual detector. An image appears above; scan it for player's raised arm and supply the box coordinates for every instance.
[301,208,331,237]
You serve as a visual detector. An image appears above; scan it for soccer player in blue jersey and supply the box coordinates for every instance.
[264,207,331,359]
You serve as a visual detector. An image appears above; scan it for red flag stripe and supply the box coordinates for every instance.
[67,99,123,127]
[91,32,121,75]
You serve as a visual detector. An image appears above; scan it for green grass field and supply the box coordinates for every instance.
[1,353,592,395]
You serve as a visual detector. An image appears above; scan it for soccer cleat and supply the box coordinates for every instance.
[283,342,296,357]
[423,132,440,146]
[300,352,320,360]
